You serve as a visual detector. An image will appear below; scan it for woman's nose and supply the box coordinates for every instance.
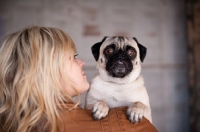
[78,59,84,67]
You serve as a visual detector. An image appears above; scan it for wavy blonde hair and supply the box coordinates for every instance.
[0,26,80,132]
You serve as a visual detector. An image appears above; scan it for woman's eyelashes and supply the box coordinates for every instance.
[74,53,78,59]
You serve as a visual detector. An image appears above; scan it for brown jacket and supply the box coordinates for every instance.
[61,104,158,132]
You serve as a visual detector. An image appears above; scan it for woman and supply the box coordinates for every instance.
[0,26,157,132]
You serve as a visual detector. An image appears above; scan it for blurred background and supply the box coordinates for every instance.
[1,0,200,132]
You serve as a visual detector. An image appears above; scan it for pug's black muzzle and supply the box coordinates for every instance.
[106,52,133,78]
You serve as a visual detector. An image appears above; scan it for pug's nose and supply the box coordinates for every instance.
[119,54,126,59]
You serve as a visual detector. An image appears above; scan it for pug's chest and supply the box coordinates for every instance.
[95,85,140,108]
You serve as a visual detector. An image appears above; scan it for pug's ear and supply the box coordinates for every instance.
[133,37,147,63]
[91,36,107,61]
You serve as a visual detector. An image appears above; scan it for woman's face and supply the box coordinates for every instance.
[62,54,90,97]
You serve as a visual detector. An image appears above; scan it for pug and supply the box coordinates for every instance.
[85,36,152,123]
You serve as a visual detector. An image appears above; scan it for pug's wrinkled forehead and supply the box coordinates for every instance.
[91,36,147,63]
[100,36,138,51]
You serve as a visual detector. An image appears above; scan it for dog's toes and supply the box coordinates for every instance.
[93,115,99,120]
[126,111,136,123]
[138,113,143,122]
[126,113,130,120]
[92,101,109,120]
[92,109,108,120]
[127,105,144,123]
[92,110,99,120]
[127,112,141,123]
[92,105,97,112]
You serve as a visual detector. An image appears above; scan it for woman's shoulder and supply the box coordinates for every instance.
[61,104,158,132]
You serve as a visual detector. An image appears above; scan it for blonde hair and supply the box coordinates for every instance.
[0,26,80,132]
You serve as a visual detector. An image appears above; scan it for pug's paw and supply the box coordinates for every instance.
[126,102,145,123]
[92,101,109,120]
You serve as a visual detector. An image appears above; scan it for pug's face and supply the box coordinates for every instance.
[91,36,147,82]
[103,40,135,78]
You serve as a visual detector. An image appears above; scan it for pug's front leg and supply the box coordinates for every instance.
[126,101,146,123]
[92,101,109,120]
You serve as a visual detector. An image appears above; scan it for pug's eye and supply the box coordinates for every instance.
[127,49,135,57]
[105,48,114,54]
